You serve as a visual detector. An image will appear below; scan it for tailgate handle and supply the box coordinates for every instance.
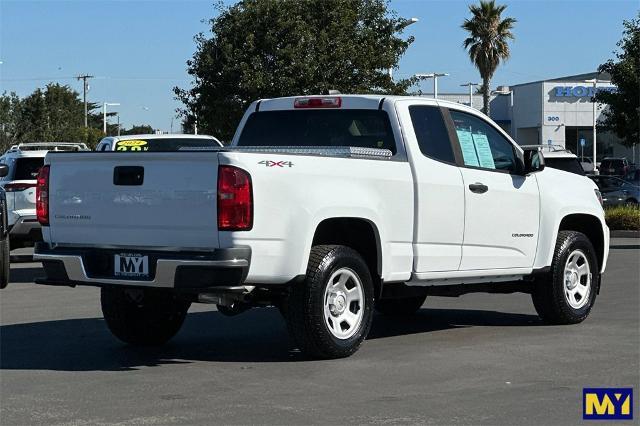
[113,166,144,186]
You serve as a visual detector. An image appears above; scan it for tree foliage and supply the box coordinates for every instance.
[175,0,416,141]
[0,84,102,150]
[595,14,640,148]
[0,84,155,151]
[462,0,516,115]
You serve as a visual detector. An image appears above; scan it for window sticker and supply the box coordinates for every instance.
[115,140,149,151]
[456,128,479,167]
[471,133,495,169]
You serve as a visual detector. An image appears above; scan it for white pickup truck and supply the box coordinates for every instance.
[34,95,609,359]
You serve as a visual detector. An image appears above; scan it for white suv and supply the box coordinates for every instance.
[0,142,89,247]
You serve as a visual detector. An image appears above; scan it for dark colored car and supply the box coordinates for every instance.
[589,175,640,206]
[599,158,630,176]
[0,163,9,289]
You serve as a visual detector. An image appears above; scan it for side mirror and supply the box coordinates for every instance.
[0,164,8,178]
[522,147,545,174]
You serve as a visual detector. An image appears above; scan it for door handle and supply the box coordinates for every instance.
[468,183,488,194]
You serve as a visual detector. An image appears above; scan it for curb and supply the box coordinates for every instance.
[610,230,640,238]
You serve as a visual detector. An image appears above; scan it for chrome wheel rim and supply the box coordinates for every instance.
[323,268,364,340]
[563,249,592,309]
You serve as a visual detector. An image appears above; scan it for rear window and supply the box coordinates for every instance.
[600,159,622,168]
[114,138,220,152]
[13,157,44,180]
[544,157,585,175]
[236,110,396,153]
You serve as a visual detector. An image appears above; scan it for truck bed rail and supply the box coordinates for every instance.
[178,145,393,160]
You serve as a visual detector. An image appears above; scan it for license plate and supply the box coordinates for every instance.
[114,253,149,278]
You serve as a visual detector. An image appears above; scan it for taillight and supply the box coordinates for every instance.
[294,97,341,108]
[36,165,50,225]
[218,165,252,231]
[4,182,36,192]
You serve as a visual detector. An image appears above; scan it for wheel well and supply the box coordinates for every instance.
[558,214,605,269]
[312,218,381,295]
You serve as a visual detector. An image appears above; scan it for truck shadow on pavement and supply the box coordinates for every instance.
[0,307,541,371]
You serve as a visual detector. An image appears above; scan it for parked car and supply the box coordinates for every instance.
[0,142,89,248]
[599,157,630,176]
[521,144,585,175]
[96,134,223,151]
[589,175,640,206]
[623,168,640,186]
[34,95,609,359]
[580,157,595,173]
[0,163,9,289]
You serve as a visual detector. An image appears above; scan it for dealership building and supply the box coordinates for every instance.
[436,72,634,164]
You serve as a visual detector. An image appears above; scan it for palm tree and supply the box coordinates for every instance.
[462,0,516,115]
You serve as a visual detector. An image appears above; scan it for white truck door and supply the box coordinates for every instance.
[397,101,465,272]
[447,108,540,270]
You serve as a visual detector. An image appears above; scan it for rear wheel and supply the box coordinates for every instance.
[531,231,598,324]
[284,245,374,359]
[101,287,190,345]
[375,295,426,316]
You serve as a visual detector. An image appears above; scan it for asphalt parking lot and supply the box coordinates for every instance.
[1,239,638,425]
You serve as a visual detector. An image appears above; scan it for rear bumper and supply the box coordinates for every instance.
[33,243,251,290]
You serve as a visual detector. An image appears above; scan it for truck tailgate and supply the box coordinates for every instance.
[47,152,220,249]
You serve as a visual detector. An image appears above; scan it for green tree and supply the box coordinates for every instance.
[462,0,516,115]
[121,124,155,135]
[175,0,416,141]
[594,14,640,148]
[0,84,104,151]
[0,92,24,150]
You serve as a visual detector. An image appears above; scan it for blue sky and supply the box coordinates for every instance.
[1,0,637,132]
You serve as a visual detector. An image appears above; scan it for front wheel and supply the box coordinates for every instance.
[101,287,191,345]
[284,245,374,359]
[531,231,598,324]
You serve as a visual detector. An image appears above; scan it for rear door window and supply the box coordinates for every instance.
[13,157,44,180]
[408,106,455,164]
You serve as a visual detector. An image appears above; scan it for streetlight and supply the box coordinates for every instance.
[103,102,120,134]
[388,17,419,78]
[415,73,449,99]
[460,82,479,108]
[584,77,611,171]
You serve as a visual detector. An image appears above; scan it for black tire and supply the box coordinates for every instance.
[375,295,426,316]
[531,231,599,325]
[101,287,191,345]
[284,245,374,359]
[0,237,9,289]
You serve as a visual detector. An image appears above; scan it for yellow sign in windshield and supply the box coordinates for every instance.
[116,140,149,151]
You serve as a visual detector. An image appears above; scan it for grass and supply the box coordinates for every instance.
[605,205,640,231]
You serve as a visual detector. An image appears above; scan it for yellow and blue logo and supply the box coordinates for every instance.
[583,388,633,420]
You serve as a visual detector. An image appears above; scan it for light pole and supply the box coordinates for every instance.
[460,82,479,108]
[388,17,419,79]
[584,78,611,171]
[103,102,120,134]
[415,73,449,99]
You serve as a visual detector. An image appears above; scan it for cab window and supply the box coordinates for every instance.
[449,110,518,173]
